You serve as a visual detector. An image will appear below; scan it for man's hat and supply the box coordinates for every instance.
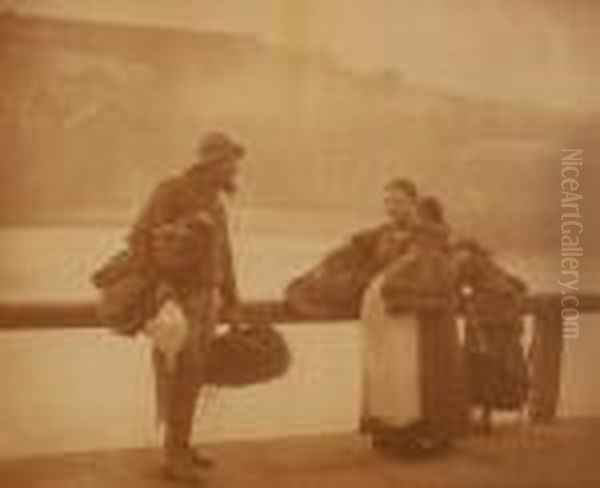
[199,131,245,161]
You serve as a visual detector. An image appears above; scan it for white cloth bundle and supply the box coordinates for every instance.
[145,299,189,370]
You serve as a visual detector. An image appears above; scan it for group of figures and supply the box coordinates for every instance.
[286,177,529,456]
[93,132,529,483]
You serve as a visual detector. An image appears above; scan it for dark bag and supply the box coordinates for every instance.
[91,251,159,336]
[207,322,291,387]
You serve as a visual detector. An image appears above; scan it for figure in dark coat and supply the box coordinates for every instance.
[129,132,244,482]
[453,239,529,433]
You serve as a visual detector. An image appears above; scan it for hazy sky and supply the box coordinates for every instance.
[10,0,600,109]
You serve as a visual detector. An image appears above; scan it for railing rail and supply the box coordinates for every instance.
[0,293,598,329]
[0,293,597,424]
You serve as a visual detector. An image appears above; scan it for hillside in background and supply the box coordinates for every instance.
[0,12,598,253]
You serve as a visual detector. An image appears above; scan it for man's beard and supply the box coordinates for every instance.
[222,178,238,195]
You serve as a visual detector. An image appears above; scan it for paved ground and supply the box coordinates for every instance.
[1,419,599,487]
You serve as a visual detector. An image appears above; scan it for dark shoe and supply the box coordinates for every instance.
[187,448,215,469]
[372,435,424,459]
[411,435,455,458]
[163,458,206,484]
[372,433,453,461]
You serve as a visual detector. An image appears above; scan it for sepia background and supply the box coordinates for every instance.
[0,0,599,459]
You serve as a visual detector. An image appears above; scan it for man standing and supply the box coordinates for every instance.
[129,132,244,482]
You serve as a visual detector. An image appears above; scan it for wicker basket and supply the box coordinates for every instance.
[206,322,291,388]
